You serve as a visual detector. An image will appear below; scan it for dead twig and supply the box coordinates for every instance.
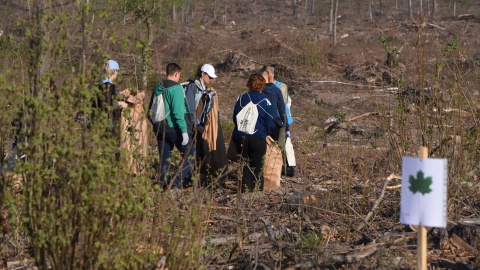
[346,112,379,122]
[386,184,402,190]
[259,217,278,246]
[343,203,378,235]
[357,174,399,231]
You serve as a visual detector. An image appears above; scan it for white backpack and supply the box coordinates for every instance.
[150,84,169,124]
[236,93,271,134]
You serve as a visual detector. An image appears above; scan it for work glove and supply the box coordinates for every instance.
[181,132,189,145]
[286,131,291,138]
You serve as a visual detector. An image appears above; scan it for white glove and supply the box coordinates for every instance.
[181,132,189,145]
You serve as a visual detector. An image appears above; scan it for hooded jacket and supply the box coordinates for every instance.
[262,83,286,127]
[232,91,275,140]
[148,79,191,134]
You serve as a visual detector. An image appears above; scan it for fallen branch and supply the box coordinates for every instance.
[428,23,445,30]
[201,204,234,211]
[343,203,378,235]
[259,217,278,245]
[450,234,479,255]
[386,184,402,190]
[386,173,402,189]
[214,214,243,224]
[310,80,399,92]
[357,174,399,231]
[311,80,367,87]
[205,232,269,246]
[346,112,378,122]
[284,246,378,270]
[433,108,472,116]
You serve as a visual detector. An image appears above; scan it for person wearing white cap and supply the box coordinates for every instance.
[184,64,217,123]
[183,64,227,184]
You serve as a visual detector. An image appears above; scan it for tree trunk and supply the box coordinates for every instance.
[328,0,334,33]
[431,0,437,18]
[420,0,423,16]
[453,1,456,17]
[426,0,429,17]
[172,4,176,23]
[369,0,373,21]
[141,16,153,91]
[333,0,338,46]
[80,0,89,78]
[213,0,216,20]
[293,0,297,17]
[311,0,315,15]
[408,0,413,20]
[451,218,480,248]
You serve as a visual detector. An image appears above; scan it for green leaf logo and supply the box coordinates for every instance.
[409,170,433,195]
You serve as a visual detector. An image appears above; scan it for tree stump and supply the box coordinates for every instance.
[451,218,480,249]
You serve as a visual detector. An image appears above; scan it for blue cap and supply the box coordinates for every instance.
[107,60,120,71]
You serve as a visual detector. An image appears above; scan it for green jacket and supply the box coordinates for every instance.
[154,80,190,133]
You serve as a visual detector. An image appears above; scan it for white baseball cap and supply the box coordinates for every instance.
[200,64,217,78]
[107,59,120,71]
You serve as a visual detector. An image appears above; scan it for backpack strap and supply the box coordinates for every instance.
[255,98,274,119]
[179,81,191,114]
[274,81,282,88]
[159,82,172,118]
[239,93,252,108]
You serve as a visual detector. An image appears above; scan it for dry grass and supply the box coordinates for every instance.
[1,0,480,269]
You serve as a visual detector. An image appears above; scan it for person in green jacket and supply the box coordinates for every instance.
[149,63,194,192]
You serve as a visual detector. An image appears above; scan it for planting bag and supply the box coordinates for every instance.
[263,136,282,191]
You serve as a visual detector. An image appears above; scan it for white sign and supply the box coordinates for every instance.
[400,156,448,228]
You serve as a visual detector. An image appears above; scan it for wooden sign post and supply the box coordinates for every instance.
[417,146,428,270]
[401,146,447,270]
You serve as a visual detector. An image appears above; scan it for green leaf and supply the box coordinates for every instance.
[408,170,433,195]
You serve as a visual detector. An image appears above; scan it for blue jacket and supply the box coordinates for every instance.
[232,91,275,140]
[262,83,286,127]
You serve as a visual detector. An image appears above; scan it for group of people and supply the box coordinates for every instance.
[97,59,292,195]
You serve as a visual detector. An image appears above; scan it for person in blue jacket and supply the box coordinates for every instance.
[260,65,286,143]
[232,73,275,192]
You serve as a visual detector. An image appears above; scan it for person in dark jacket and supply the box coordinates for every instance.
[183,64,228,181]
[148,63,194,192]
[260,66,286,142]
[92,60,127,132]
[270,66,291,143]
[232,73,275,192]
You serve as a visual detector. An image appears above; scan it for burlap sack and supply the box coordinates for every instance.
[263,136,282,191]
[119,89,148,175]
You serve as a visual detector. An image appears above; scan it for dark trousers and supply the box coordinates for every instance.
[235,137,267,192]
[156,126,194,189]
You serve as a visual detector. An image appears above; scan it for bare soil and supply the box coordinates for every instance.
[162,1,480,269]
[2,0,480,269]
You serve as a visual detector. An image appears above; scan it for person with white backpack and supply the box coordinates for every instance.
[232,73,275,192]
[148,63,194,194]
